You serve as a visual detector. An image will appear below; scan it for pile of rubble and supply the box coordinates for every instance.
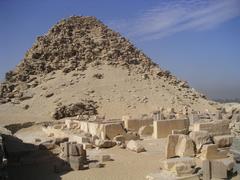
[52,101,98,120]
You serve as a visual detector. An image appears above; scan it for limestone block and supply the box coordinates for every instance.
[189,131,211,153]
[162,157,196,171]
[69,135,90,144]
[193,120,231,136]
[211,158,235,179]
[82,143,92,149]
[200,144,228,160]
[166,134,179,158]
[213,135,233,148]
[138,125,153,136]
[124,118,153,131]
[175,135,195,157]
[173,163,195,177]
[153,119,189,139]
[189,114,200,124]
[78,121,126,140]
[62,142,70,157]
[69,156,84,170]
[76,144,85,156]
[126,140,145,153]
[172,129,188,135]
[202,160,210,180]
[69,144,79,156]
[166,135,195,159]
[103,122,126,139]
[94,139,116,148]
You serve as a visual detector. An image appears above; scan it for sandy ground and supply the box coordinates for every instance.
[10,125,166,180]
[0,65,217,126]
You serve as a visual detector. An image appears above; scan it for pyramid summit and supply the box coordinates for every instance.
[0,16,216,124]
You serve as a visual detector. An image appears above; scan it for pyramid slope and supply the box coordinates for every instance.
[0,16,217,125]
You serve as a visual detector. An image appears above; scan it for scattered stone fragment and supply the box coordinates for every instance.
[126,140,145,153]
[94,139,116,148]
[45,92,54,98]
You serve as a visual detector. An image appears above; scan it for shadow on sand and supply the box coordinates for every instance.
[2,134,72,180]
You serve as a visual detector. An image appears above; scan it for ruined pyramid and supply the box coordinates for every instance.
[0,16,217,124]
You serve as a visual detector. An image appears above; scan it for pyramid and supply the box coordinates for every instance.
[0,16,217,124]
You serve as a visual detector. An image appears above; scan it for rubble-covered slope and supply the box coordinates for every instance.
[0,16,217,125]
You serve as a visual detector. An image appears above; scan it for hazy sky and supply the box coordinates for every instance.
[0,0,240,99]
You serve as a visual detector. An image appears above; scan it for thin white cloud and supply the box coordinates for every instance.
[108,0,240,40]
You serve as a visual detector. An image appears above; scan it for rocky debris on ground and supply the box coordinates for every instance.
[126,140,145,153]
[146,107,240,180]
[52,100,98,119]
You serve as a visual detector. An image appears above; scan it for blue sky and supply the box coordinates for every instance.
[0,0,240,99]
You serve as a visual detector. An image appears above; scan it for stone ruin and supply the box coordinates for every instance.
[146,107,240,180]
[1,106,240,179]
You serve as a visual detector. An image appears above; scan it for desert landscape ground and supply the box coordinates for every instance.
[0,16,240,180]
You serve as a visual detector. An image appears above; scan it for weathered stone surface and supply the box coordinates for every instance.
[62,142,70,157]
[213,135,233,148]
[124,132,140,141]
[138,125,153,136]
[104,122,126,139]
[189,131,211,153]
[172,129,188,135]
[200,144,228,160]
[77,120,126,140]
[153,119,189,139]
[127,140,145,153]
[70,135,90,144]
[162,157,196,171]
[69,156,84,170]
[175,135,195,157]
[94,139,116,148]
[124,118,153,131]
[166,134,195,159]
[202,160,210,180]
[211,158,235,179]
[193,120,231,136]
[69,144,79,156]
[172,163,195,177]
